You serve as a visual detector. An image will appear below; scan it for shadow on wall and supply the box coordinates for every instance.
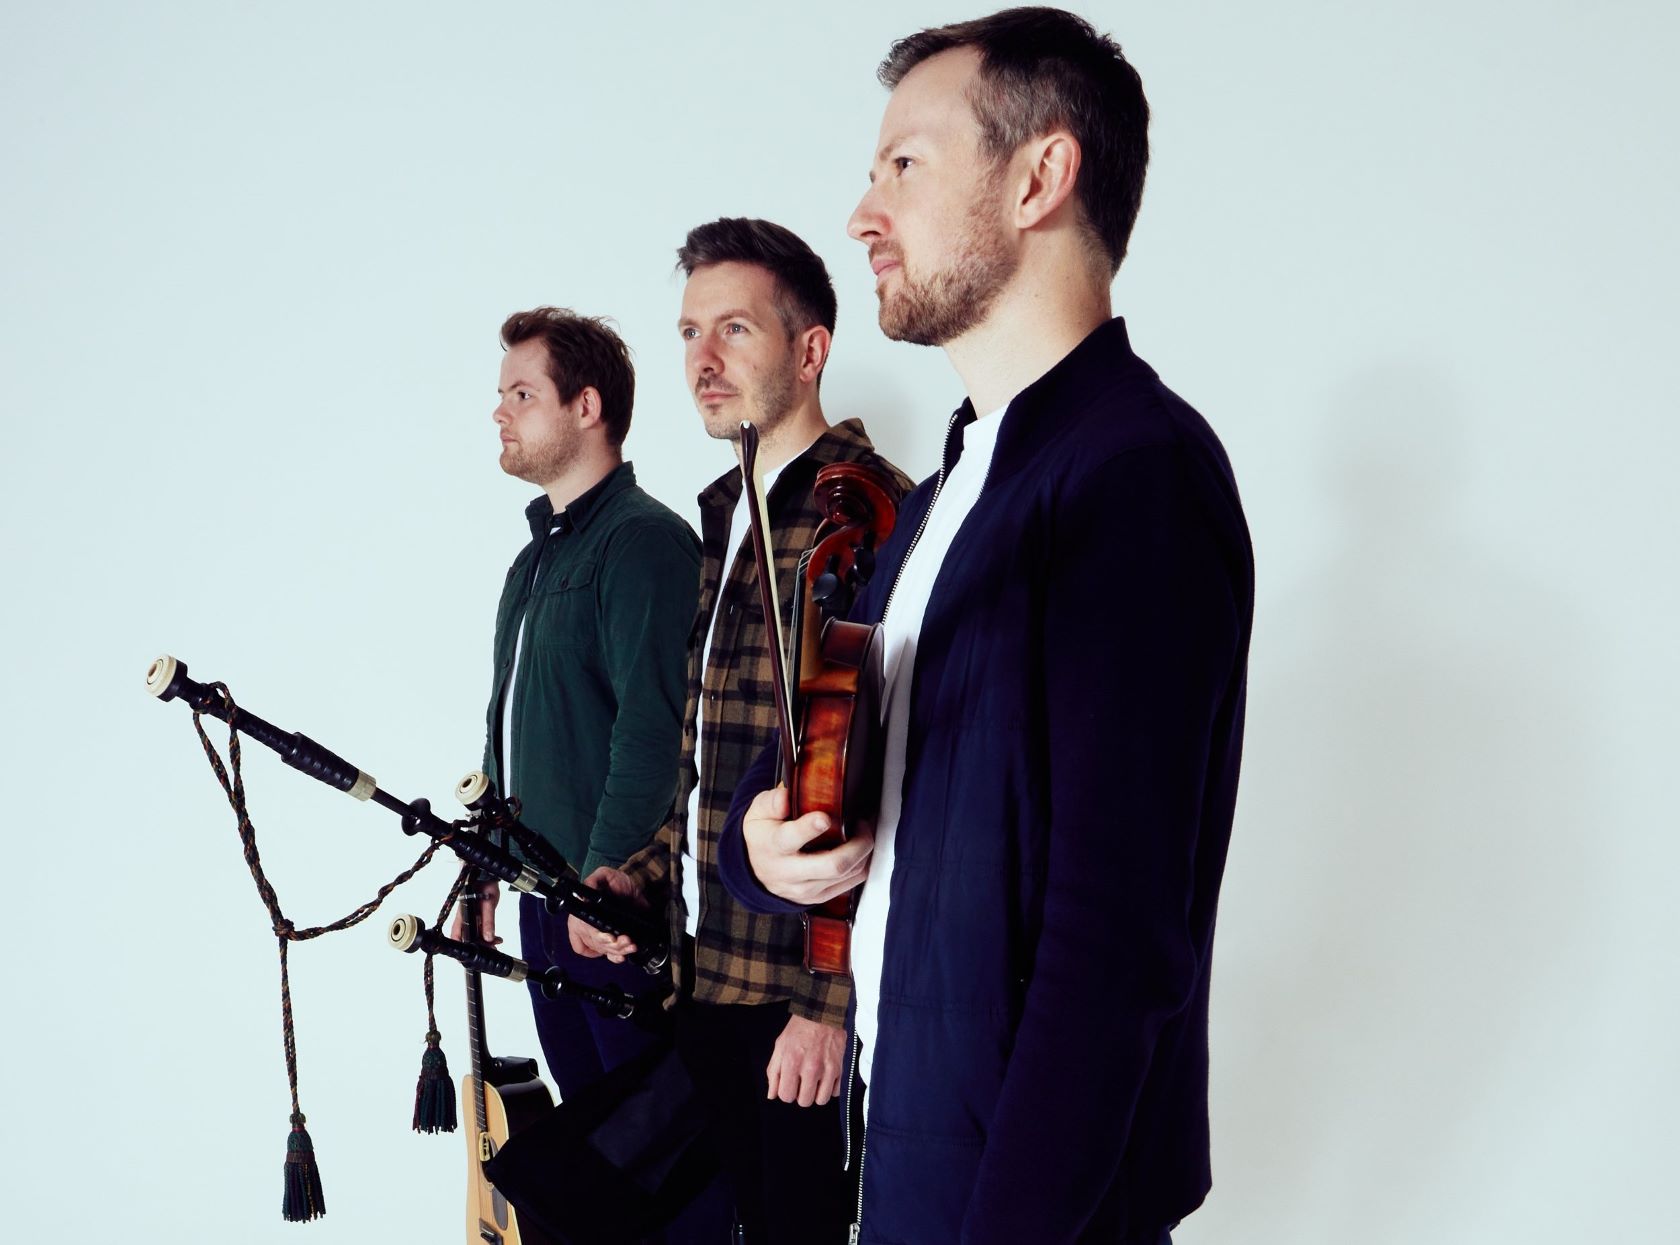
[829,366,938,482]
[1197,366,1612,1244]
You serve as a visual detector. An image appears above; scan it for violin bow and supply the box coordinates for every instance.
[736,421,799,782]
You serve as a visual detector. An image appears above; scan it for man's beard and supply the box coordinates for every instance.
[877,194,1017,347]
[700,348,799,443]
[500,422,580,485]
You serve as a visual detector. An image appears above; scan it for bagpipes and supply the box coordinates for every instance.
[144,653,670,1222]
[387,912,638,1021]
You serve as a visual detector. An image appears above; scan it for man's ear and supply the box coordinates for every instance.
[795,326,832,385]
[573,386,604,430]
[1013,130,1082,231]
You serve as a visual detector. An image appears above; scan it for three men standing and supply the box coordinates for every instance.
[470,8,1250,1245]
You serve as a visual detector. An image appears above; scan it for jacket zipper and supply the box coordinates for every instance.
[878,408,963,625]
[842,1031,864,1239]
[849,407,965,1244]
[842,1031,860,1169]
[850,1126,868,1244]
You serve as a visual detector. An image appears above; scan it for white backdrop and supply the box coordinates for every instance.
[2,2,1674,1241]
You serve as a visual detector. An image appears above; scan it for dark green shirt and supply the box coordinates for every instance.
[484,462,701,876]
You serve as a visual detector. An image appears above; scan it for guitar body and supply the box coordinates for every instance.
[466,1057,556,1245]
[458,877,557,1245]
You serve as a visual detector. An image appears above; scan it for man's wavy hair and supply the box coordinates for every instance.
[676,217,838,338]
[879,6,1150,275]
[499,307,635,447]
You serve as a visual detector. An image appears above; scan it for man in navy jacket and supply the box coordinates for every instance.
[717,10,1254,1244]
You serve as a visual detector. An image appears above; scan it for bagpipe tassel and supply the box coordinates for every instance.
[412,1029,458,1134]
[282,1112,327,1222]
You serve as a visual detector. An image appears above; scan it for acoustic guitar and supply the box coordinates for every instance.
[459,879,557,1245]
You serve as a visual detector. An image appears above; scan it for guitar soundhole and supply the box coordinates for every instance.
[480,1136,512,1231]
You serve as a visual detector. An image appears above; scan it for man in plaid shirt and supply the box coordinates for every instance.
[574,218,911,1244]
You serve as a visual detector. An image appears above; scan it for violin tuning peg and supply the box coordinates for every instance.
[812,571,843,609]
[851,544,876,580]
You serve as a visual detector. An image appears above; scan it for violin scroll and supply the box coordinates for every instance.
[806,464,898,619]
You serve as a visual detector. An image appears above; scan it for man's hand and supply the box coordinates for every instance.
[449,879,502,945]
[766,1013,846,1107]
[743,786,873,905]
[568,866,646,961]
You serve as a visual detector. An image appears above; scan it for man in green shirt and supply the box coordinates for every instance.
[467,306,700,1096]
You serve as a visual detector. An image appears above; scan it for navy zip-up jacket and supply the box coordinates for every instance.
[719,318,1254,1244]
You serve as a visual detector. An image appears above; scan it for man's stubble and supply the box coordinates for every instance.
[877,174,1018,347]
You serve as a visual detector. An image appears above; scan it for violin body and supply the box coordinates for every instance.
[737,430,898,976]
[789,614,886,972]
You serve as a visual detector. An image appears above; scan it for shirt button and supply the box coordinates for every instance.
[727,602,736,616]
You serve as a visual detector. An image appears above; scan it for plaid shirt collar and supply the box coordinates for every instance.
[696,417,883,519]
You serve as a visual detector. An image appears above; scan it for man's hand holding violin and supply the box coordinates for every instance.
[741,785,874,905]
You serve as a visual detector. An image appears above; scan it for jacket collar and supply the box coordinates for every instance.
[523,461,636,540]
[948,317,1144,486]
[696,417,880,518]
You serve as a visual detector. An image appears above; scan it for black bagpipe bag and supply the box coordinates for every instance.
[483,1039,721,1243]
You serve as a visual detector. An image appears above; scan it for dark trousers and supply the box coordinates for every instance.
[518,892,669,1100]
[676,995,855,1245]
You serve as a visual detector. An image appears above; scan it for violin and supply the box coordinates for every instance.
[736,423,897,974]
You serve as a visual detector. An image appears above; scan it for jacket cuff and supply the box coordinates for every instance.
[617,824,673,898]
[718,738,806,916]
[579,848,623,879]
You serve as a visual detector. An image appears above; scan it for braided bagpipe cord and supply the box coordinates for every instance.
[415,866,472,1133]
[190,683,459,1221]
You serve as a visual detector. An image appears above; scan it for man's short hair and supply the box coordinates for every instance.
[675,217,839,338]
[499,307,635,447]
[879,6,1150,275]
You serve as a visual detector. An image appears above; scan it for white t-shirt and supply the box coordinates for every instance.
[852,406,1008,1099]
[499,515,566,800]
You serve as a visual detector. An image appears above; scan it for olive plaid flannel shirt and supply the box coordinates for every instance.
[620,418,912,1027]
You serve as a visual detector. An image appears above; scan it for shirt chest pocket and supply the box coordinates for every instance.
[527,560,598,650]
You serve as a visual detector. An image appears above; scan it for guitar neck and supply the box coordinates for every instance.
[460,880,491,1136]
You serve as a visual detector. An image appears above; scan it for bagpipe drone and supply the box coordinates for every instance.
[144,653,669,1224]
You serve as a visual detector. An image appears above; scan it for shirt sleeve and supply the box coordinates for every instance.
[582,519,702,877]
[788,949,853,1028]
[618,813,676,901]
[960,445,1248,1244]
